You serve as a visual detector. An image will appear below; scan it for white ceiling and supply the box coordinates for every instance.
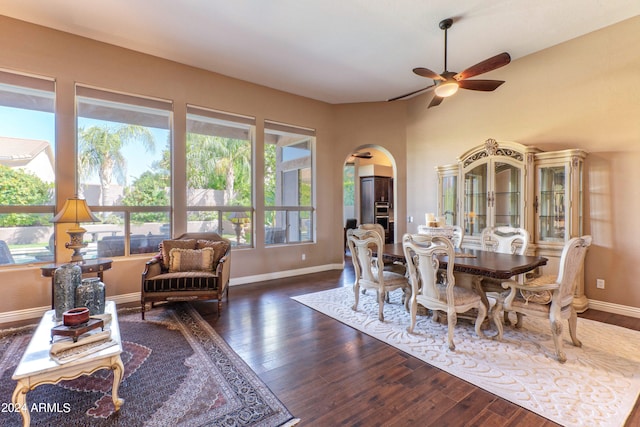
[2,1,639,104]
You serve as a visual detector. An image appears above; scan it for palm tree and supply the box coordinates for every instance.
[78,124,155,206]
[186,134,251,204]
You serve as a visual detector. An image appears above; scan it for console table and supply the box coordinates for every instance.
[40,258,112,309]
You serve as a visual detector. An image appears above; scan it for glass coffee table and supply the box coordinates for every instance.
[11,300,124,426]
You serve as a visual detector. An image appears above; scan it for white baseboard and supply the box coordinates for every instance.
[0,264,344,325]
[588,299,640,319]
[229,263,344,286]
[0,293,142,325]
[0,306,49,325]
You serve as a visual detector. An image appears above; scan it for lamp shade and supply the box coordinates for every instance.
[52,197,100,224]
[229,211,250,223]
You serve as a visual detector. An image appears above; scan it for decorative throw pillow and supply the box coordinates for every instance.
[160,239,197,270]
[168,247,215,272]
[196,240,230,265]
[519,274,556,305]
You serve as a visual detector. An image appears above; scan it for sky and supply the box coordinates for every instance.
[0,106,167,185]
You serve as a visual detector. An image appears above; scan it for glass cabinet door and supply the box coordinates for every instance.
[441,175,457,225]
[537,165,566,242]
[463,163,487,236]
[493,162,522,228]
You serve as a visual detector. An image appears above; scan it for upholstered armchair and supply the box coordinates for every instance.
[403,233,486,351]
[141,232,231,319]
[493,236,592,363]
[347,227,410,322]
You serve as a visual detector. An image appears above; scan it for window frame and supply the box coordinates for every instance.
[0,70,56,266]
[264,120,315,246]
[185,105,255,248]
[75,85,173,258]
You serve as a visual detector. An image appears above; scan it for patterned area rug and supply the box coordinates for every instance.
[292,287,640,427]
[0,303,299,427]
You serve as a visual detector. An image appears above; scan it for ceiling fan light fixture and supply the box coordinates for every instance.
[434,80,459,98]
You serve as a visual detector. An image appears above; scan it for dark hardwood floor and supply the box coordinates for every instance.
[191,260,640,427]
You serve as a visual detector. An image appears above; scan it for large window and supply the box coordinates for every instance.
[0,71,56,265]
[76,86,172,258]
[186,106,254,247]
[264,121,314,245]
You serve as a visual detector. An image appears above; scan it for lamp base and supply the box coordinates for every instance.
[65,227,88,262]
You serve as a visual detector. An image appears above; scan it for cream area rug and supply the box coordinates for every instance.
[292,286,640,427]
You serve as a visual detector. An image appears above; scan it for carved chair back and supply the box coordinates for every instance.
[347,227,384,286]
[402,234,454,304]
[451,225,464,249]
[481,226,530,255]
[555,235,592,305]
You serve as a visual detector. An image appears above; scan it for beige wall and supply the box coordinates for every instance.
[405,16,640,309]
[1,14,638,319]
[0,15,350,316]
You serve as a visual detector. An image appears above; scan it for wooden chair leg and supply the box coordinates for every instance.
[550,319,566,363]
[352,283,360,312]
[568,309,582,347]
[446,310,457,351]
[377,290,385,321]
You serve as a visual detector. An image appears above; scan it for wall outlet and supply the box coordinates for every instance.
[301,253,306,261]
[596,279,605,289]
[408,216,413,223]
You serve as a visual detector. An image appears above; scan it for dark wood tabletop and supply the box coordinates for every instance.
[382,242,547,280]
[39,258,113,277]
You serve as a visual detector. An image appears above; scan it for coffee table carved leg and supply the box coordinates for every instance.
[12,381,30,427]
[111,356,125,411]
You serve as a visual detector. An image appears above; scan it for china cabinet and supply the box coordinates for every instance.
[534,150,586,245]
[435,139,588,311]
[435,164,458,226]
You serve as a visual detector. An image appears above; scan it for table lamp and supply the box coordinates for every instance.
[229,211,250,244]
[52,196,100,262]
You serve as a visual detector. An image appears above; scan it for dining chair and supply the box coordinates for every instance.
[493,235,592,363]
[481,226,531,324]
[402,233,486,351]
[481,226,530,255]
[359,223,405,275]
[347,227,410,322]
[344,218,357,254]
[417,224,464,249]
[451,225,464,249]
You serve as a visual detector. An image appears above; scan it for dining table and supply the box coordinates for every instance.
[381,242,548,281]
[380,242,548,329]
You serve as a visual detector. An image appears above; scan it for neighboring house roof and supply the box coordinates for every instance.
[0,136,55,182]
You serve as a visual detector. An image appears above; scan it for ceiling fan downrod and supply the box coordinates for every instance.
[439,18,453,72]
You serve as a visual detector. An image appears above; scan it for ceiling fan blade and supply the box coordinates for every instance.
[458,79,505,91]
[387,84,435,101]
[454,52,511,81]
[352,151,372,159]
[413,67,445,80]
[428,95,444,108]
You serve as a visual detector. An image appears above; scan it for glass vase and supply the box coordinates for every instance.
[75,277,106,315]
[53,263,82,321]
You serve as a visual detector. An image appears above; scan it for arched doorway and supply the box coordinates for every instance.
[343,146,397,243]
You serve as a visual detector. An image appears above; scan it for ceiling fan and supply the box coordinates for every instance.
[350,151,373,159]
[389,18,511,108]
